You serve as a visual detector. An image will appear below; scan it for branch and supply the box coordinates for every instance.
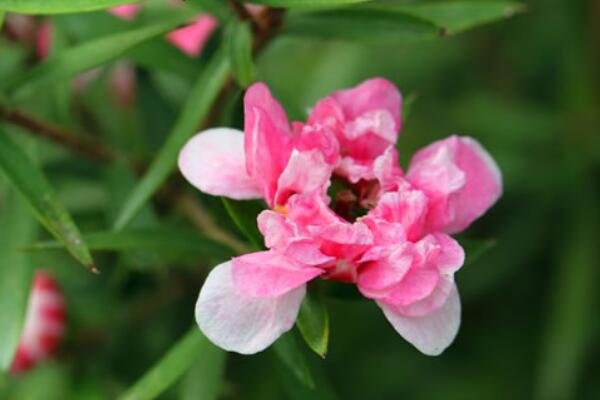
[0,104,114,162]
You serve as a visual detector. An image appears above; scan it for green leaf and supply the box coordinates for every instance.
[119,327,223,400]
[226,21,256,88]
[296,290,329,358]
[221,198,265,250]
[0,12,4,29]
[284,2,524,41]
[535,199,598,400]
[0,189,36,371]
[273,332,315,389]
[113,48,230,230]
[178,342,227,400]
[0,0,142,14]
[242,0,372,8]
[459,238,497,267]
[3,17,189,98]
[26,228,232,260]
[388,1,526,35]
[284,9,438,42]
[0,133,95,272]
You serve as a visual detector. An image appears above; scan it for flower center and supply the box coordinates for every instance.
[328,177,378,222]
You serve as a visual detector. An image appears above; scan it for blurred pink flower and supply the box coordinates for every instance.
[108,2,217,57]
[179,79,502,356]
[108,4,142,20]
[11,271,66,374]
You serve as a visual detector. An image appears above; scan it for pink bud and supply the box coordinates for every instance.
[11,271,66,374]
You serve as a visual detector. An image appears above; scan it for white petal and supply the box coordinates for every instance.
[196,261,305,354]
[178,128,262,200]
[378,284,461,356]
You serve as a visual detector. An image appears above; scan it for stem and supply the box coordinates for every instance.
[0,104,114,162]
[177,192,250,255]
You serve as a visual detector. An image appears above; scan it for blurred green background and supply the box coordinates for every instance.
[0,0,599,399]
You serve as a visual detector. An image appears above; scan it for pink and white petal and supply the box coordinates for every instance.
[381,267,440,307]
[392,275,455,317]
[407,136,502,233]
[108,4,142,20]
[244,83,294,205]
[232,251,322,298]
[378,283,461,356]
[196,261,306,354]
[178,128,261,199]
[275,149,332,205]
[167,15,218,57]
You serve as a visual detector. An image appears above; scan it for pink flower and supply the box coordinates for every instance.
[108,4,142,20]
[179,79,502,355]
[11,271,66,373]
[108,2,217,58]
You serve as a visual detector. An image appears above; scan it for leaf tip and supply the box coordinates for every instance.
[87,264,100,274]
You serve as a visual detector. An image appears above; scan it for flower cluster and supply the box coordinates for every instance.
[179,79,502,355]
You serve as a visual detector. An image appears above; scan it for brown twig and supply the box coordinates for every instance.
[0,104,114,162]
[228,0,253,22]
[177,191,250,255]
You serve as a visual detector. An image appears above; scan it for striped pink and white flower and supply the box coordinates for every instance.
[11,271,66,373]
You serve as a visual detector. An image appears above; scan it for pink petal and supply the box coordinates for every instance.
[178,128,262,199]
[35,20,52,61]
[357,244,413,298]
[294,123,340,165]
[373,147,404,192]
[310,78,402,169]
[381,267,440,307]
[232,251,322,298]
[368,190,428,241]
[167,15,218,57]
[108,62,136,107]
[108,4,142,20]
[196,261,306,354]
[244,83,294,206]
[378,283,461,356]
[407,136,502,234]
[286,191,342,228]
[429,233,465,275]
[11,271,66,373]
[275,149,332,206]
[393,275,455,317]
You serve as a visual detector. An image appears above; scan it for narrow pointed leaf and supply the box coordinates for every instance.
[0,190,37,370]
[535,200,597,400]
[242,0,372,8]
[273,332,315,389]
[0,0,142,14]
[178,342,227,400]
[296,291,329,358]
[4,16,189,98]
[0,133,95,271]
[119,327,223,400]
[226,21,255,88]
[389,2,526,35]
[113,48,230,230]
[284,10,438,42]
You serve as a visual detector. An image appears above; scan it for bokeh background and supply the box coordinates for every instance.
[0,0,599,399]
